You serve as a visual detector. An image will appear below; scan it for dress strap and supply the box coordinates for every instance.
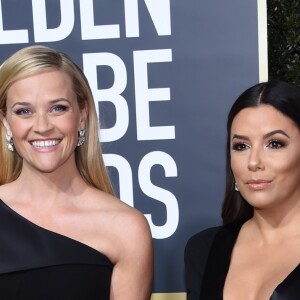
[0,199,113,274]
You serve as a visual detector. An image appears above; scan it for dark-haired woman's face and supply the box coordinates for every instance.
[230,105,300,211]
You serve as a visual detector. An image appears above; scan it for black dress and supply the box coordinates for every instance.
[0,199,113,299]
[185,222,300,300]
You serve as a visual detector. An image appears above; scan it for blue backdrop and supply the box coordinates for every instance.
[0,0,267,296]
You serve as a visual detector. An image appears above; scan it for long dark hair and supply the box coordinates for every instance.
[222,80,300,225]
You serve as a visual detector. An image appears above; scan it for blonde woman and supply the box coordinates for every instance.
[0,45,153,299]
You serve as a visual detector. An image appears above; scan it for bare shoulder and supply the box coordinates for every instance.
[0,182,20,204]
[0,182,13,197]
[86,187,149,230]
[87,190,154,299]
[83,188,152,263]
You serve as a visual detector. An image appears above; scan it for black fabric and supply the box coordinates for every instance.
[184,226,219,300]
[0,199,113,299]
[185,222,300,300]
[200,223,242,299]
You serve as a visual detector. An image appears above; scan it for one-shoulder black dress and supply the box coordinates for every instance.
[0,199,113,299]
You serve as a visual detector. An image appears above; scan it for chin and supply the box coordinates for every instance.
[244,196,274,210]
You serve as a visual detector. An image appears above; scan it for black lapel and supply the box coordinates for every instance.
[200,222,243,299]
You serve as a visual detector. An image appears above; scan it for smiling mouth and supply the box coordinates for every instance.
[31,140,60,148]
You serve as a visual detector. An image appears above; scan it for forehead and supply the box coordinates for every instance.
[231,105,299,135]
[6,70,74,101]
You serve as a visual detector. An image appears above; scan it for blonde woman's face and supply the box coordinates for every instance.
[230,105,300,211]
[3,70,87,174]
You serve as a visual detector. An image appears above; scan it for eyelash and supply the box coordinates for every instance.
[231,143,249,151]
[15,108,31,116]
[51,105,68,113]
[14,105,68,116]
[267,139,286,149]
[232,139,287,151]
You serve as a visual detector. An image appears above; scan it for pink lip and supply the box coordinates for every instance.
[246,179,272,190]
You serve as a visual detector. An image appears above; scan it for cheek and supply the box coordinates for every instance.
[8,120,29,138]
[59,115,81,135]
[276,161,300,183]
[230,155,245,178]
[271,150,300,176]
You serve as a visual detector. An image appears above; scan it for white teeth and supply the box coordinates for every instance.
[31,140,59,147]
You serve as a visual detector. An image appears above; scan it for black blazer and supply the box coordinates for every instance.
[185,222,300,300]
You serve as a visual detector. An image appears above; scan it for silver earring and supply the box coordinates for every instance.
[6,133,14,152]
[77,129,86,147]
[234,182,239,192]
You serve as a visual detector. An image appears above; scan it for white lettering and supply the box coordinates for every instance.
[83,52,129,142]
[0,0,28,44]
[124,0,171,37]
[103,154,134,207]
[80,0,120,40]
[32,0,74,42]
[138,151,179,239]
[134,49,175,140]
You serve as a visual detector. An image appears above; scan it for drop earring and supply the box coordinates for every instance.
[6,132,14,152]
[234,182,239,192]
[77,129,86,147]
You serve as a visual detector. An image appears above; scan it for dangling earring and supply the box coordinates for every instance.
[234,182,239,192]
[6,132,14,152]
[77,129,86,147]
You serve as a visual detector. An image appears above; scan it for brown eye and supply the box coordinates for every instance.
[232,143,249,151]
[268,139,286,149]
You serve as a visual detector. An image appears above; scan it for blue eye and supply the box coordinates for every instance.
[15,108,32,116]
[51,105,67,113]
[232,142,249,151]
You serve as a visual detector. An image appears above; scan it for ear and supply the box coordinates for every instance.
[0,113,12,134]
[79,104,88,130]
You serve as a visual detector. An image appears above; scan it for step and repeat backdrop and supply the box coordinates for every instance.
[0,0,267,298]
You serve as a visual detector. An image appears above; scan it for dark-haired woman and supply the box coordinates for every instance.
[185,80,300,299]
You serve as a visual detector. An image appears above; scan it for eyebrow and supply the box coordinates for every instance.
[232,129,290,141]
[11,98,71,109]
[11,102,30,109]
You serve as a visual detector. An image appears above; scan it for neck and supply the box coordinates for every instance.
[248,203,300,243]
[13,163,87,203]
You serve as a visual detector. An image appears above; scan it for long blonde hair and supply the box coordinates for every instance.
[0,45,114,195]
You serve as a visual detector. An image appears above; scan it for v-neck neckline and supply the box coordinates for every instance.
[200,222,300,299]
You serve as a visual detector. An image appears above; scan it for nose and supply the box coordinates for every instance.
[33,113,53,134]
[248,147,264,171]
